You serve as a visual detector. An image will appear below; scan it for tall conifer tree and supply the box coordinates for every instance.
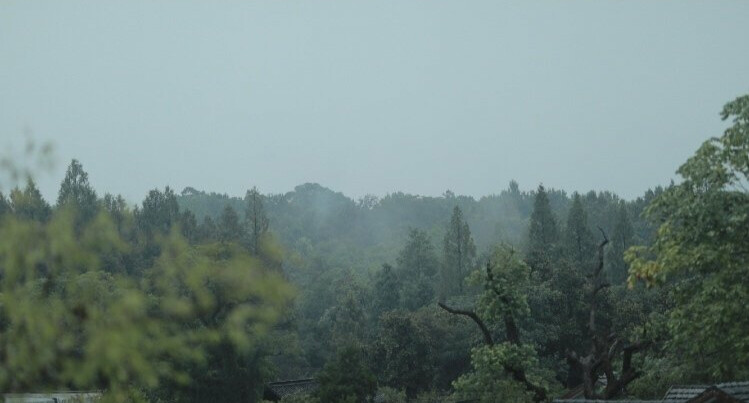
[564,193,595,270]
[441,205,476,297]
[10,179,51,222]
[372,263,400,316]
[136,187,180,235]
[606,204,633,283]
[397,228,439,310]
[56,159,98,224]
[527,185,559,275]
[244,187,269,255]
[218,205,242,243]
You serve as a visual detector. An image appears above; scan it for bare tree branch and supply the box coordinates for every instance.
[594,283,611,295]
[567,228,651,399]
[438,302,494,346]
[439,258,548,403]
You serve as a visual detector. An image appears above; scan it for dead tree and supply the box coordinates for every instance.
[566,228,650,399]
[439,261,547,403]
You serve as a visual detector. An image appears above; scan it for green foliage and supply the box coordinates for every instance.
[627,94,749,381]
[0,191,9,217]
[471,246,530,321]
[176,187,244,224]
[2,142,686,402]
[457,247,558,402]
[528,186,559,248]
[9,179,51,222]
[218,204,243,243]
[371,264,400,317]
[526,185,559,276]
[376,387,407,403]
[454,344,554,403]
[606,203,633,284]
[396,228,439,310]
[56,159,99,226]
[102,193,130,233]
[0,209,293,402]
[315,345,376,403]
[563,193,595,270]
[317,273,369,351]
[176,181,649,295]
[441,206,476,298]
[371,310,437,397]
[135,187,180,236]
[0,192,13,218]
[525,257,588,387]
[245,187,270,255]
[278,393,319,403]
[178,209,199,244]
[171,177,663,395]
[198,215,218,241]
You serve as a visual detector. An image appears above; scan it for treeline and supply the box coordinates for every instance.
[175,95,748,402]
[1,94,746,402]
[0,163,294,403]
[177,180,663,402]
[2,158,661,402]
[178,181,661,281]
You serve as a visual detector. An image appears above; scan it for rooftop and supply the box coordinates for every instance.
[554,381,749,403]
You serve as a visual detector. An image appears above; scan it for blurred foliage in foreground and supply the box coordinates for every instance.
[0,207,293,402]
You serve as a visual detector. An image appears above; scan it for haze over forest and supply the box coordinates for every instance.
[1,2,748,403]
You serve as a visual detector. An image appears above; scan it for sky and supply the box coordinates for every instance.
[1,0,748,203]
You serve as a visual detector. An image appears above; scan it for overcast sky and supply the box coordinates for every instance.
[1,1,748,203]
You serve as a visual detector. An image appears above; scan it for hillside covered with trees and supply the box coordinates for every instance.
[0,94,747,402]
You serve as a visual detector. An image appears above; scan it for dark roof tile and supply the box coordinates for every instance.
[265,378,318,400]
[555,381,749,403]
[717,382,749,402]
[663,385,709,402]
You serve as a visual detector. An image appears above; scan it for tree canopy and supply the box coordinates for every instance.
[627,94,749,381]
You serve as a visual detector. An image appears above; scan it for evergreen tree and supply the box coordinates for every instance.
[441,205,477,297]
[134,187,181,267]
[136,187,180,235]
[0,191,9,217]
[179,210,199,244]
[315,345,377,403]
[218,205,242,243]
[56,159,98,224]
[397,229,439,279]
[396,228,439,310]
[606,204,633,283]
[244,187,269,255]
[199,216,218,241]
[371,311,437,398]
[527,185,559,275]
[0,197,293,402]
[563,193,595,270]
[102,193,128,228]
[371,263,400,318]
[9,179,51,222]
[508,180,520,195]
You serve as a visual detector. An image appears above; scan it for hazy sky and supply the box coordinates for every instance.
[2,1,748,203]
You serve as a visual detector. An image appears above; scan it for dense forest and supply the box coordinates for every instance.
[0,94,747,402]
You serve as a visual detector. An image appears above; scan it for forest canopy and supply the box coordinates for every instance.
[0,94,747,402]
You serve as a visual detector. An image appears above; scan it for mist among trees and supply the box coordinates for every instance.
[0,94,746,402]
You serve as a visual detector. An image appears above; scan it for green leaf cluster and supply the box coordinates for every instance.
[0,209,293,402]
